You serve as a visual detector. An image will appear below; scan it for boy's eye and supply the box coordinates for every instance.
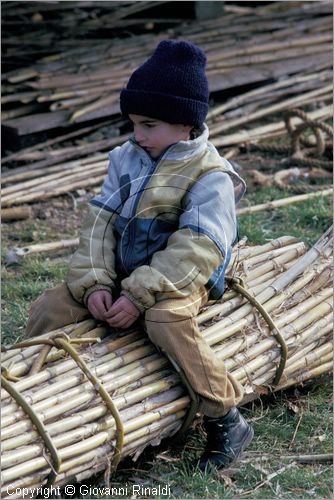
[144,123,155,128]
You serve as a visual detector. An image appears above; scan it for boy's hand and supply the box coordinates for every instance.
[87,290,113,321]
[104,296,140,329]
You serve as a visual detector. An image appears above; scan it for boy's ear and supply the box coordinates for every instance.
[183,125,193,133]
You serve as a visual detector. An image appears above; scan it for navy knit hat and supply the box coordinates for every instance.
[120,40,209,127]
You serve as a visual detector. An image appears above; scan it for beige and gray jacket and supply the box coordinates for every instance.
[67,125,246,312]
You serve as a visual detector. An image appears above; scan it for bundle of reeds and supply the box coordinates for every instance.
[1,228,332,497]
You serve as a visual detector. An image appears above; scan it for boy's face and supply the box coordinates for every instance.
[129,114,192,159]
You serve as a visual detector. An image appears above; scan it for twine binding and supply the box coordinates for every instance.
[225,276,288,385]
[1,333,124,483]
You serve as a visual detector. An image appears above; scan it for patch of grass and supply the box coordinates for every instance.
[238,186,332,246]
[1,257,68,344]
[1,216,75,249]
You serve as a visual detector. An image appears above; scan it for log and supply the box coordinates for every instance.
[11,239,80,257]
[1,206,32,222]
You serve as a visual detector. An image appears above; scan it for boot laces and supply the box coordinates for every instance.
[205,428,230,454]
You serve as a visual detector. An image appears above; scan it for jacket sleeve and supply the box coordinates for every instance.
[121,171,238,312]
[67,204,118,304]
[67,147,123,304]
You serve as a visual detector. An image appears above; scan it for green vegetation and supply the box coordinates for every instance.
[1,202,80,344]
[238,185,332,246]
[1,257,68,344]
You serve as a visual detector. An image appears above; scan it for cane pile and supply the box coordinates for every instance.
[1,228,332,497]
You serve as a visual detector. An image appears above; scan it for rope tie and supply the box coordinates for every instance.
[1,366,20,382]
[52,337,124,473]
[1,375,61,487]
[285,108,333,150]
[248,108,333,171]
[225,276,288,386]
[1,333,125,483]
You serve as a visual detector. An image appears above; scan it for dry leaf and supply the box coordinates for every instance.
[156,453,179,463]
[253,384,269,396]
[217,467,240,486]
[287,401,301,414]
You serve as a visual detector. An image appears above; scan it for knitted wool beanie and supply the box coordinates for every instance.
[120,39,209,127]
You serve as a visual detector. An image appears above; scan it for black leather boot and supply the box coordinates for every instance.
[198,407,254,471]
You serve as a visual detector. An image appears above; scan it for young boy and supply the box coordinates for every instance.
[26,40,253,470]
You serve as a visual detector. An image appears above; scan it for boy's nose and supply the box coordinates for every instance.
[134,128,145,143]
[136,134,145,144]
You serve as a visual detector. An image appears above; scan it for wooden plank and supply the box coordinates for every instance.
[208,52,332,92]
[2,110,71,136]
[1,103,120,136]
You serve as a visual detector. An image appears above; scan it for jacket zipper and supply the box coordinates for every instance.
[123,146,166,272]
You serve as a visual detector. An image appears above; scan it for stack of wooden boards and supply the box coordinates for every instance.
[1,228,332,496]
[2,1,332,137]
[2,1,332,206]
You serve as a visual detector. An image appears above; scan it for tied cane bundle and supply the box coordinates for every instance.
[1,228,332,497]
